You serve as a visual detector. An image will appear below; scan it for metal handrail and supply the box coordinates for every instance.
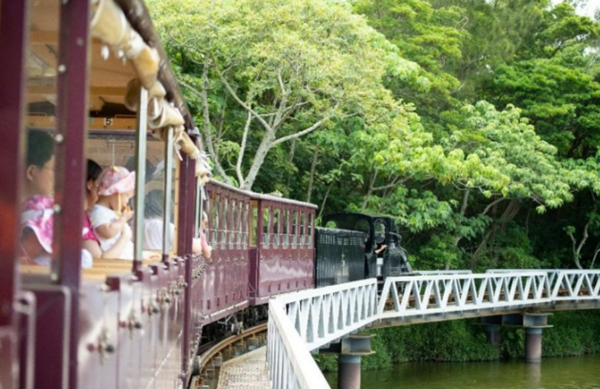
[267,270,600,389]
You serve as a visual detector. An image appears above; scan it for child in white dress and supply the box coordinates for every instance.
[88,166,135,259]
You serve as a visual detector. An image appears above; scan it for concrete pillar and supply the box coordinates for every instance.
[338,355,362,389]
[525,328,543,363]
[319,334,374,389]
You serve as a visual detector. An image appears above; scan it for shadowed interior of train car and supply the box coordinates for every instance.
[18,2,201,282]
[12,1,210,388]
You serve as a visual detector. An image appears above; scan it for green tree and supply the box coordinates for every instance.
[149,0,423,190]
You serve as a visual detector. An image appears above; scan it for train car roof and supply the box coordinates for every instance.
[207,179,318,209]
[25,0,193,132]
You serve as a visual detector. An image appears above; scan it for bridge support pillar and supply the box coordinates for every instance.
[338,355,362,389]
[326,334,374,389]
[502,312,552,363]
[523,313,552,363]
[481,316,503,349]
[525,328,543,363]
[483,324,501,348]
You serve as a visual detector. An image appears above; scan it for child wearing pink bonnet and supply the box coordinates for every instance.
[87,166,135,259]
[20,195,93,268]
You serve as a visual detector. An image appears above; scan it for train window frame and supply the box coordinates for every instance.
[231,199,238,249]
[307,212,314,248]
[211,193,219,248]
[291,210,298,249]
[221,196,228,250]
[299,211,305,248]
[250,201,258,248]
[374,218,386,244]
[262,207,270,248]
[282,209,289,249]
[273,208,280,248]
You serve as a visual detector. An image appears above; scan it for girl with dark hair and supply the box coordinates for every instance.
[24,129,55,200]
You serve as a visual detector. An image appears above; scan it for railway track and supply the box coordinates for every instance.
[190,323,268,389]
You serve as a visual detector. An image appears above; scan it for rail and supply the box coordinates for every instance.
[267,270,600,389]
[191,323,267,388]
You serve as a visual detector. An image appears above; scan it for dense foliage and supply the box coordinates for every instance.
[149,0,600,271]
[147,0,600,369]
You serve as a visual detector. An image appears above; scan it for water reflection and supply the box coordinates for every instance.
[325,355,600,389]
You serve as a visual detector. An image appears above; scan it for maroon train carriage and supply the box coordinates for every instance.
[193,180,318,341]
[250,193,317,305]
[1,0,212,388]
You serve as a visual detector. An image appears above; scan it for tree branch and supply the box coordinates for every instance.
[460,189,470,216]
[271,115,330,147]
[212,57,275,134]
[236,112,252,186]
[181,68,231,185]
[481,197,505,216]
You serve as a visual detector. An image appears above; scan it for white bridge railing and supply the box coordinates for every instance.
[267,270,600,389]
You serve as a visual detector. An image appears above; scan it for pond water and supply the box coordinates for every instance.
[325,355,600,389]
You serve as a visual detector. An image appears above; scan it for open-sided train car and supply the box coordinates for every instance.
[1,0,211,388]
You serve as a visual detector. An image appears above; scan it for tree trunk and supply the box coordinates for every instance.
[306,145,319,203]
[241,130,276,190]
[471,199,521,267]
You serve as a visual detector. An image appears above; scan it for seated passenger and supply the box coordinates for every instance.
[88,166,135,260]
[143,189,208,257]
[83,160,132,259]
[24,129,55,200]
[200,211,212,259]
[20,195,92,268]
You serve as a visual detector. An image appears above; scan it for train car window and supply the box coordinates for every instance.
[86,132,166,261]
[354,219,370,243]
[262,207,270,248]
[374,219,386,244]
[243,202,249,249]
[169,151,180,256]
[282,209,289,248]
[291,211,298,248]
[307,213,314,248]
[299,212,305,248]
[273,208,280,248]
[229,199,235,249]
[194,178,203,239]
[233,200,239,249]
[211,193,220,248]
[221,196,228,250]
[250,201,258,247]
[20,1,61,275]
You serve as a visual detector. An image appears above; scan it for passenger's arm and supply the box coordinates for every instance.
[100,223,132,259]
[200,233,212,259]
[82,239,103,258]
[94,210,133,239]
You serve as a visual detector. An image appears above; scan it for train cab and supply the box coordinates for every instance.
[323,213,412,280]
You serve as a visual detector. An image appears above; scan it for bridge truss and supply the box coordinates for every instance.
[267,270,600,388]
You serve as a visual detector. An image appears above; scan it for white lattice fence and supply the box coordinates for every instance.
[267,279,378,388]
[267,270,600,389]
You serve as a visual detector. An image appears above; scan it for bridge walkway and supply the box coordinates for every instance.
[216,347,270,389]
